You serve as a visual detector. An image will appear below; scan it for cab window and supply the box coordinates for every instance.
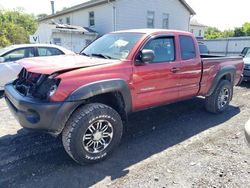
[142,37,175,63]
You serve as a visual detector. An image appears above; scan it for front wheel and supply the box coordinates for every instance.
[205,80,233,114]
[62,103,123,165]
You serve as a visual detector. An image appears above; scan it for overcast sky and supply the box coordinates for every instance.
[0,0,249,31]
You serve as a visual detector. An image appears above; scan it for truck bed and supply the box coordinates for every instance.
[199,55,244,96]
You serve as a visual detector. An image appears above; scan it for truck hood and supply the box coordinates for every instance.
[17,54,119,75]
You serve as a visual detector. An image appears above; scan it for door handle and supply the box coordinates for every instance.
[170,67,180,73]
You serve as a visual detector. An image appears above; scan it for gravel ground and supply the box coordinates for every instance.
[0,83,250,188]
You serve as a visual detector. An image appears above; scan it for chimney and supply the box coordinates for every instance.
[51,1,55,15]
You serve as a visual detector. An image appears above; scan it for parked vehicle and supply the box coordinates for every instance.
[245,119,250,146]
[241,47,250,57]
[4,29,244,164]
[0,44,75,91]
[243,51,250,81]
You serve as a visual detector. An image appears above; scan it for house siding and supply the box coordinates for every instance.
[41,3,114,35]
[190,24,206,39]
[115,0,191,31]
[40,0,191,35]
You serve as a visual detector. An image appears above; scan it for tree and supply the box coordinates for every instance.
[242,22,250,36]
[234,27,245,37]
[221,29,234,38]
[204,22,250,39]
[205,27,223,39]
[37,13,48,20]
[0,9,38,48]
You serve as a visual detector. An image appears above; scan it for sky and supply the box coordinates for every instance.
[0,0,249,31]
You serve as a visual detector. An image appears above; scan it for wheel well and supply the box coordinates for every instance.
[85,92,127,122]
[221,73,232,82]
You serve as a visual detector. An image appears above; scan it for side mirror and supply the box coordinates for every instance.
[135,49,155,65]
[0,57,5,63]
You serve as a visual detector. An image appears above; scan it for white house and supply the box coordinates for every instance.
[30,22,98,53]
[40,0,195,35]
[189,20,207,40]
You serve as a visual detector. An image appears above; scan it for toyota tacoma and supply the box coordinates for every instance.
[4,29,244,164]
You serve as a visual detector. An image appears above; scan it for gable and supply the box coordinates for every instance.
[40,0,195,22]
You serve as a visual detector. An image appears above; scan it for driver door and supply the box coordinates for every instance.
[132,36,180,110]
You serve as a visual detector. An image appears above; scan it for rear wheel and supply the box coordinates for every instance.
[62,103,123,165]
[205,80,233,114]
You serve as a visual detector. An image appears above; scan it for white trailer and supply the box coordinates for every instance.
[201,37,250,56]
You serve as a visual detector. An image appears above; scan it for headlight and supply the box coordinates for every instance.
[47,84,58,97]
[34,77,60,100]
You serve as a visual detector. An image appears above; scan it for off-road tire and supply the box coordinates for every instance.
[62,103,123,165]
[205,80,233,114]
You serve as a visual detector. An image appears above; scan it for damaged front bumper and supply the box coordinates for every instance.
[4,83,81,136]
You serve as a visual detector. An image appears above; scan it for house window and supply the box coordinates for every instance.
[89,11,95,27]
[199,30,202,36]
[53,38,61,45]
[59,18,63,24]
[191,29,194,33]
[66,17,70,25]
[147,11,155,28]
[162,13,169,29]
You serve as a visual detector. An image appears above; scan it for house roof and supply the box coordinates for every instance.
[39,0,114,21]
[190,20,207,27]
[179,0,196,15]
[40,0,195,22]
[53,23,98,34]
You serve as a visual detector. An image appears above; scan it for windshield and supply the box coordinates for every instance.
[245,50,250,58]
[241,47,250,57]
[81,33,144,60]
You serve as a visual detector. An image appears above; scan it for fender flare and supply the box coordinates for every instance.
[206,66,236,96]
[66,79,132,114]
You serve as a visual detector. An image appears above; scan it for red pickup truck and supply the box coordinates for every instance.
[4,29,243,164]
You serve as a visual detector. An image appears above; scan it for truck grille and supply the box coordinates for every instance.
[244,64,250,70]
[14,68,47,97]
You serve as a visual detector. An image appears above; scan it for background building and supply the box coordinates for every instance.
[30,22,98,53]
[189,20,207,39]
[40,0,195,35]
[34,0,195,52]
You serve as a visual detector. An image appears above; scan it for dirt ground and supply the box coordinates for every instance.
[1,83,250,188]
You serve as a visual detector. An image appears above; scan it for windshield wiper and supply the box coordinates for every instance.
[90,53,112,59]
[81,52,89,57]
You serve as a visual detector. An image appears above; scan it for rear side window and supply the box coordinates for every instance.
[199,44,209,54]
[143,37,175,63]
[38,47,64,56]
[179,36,196,60]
